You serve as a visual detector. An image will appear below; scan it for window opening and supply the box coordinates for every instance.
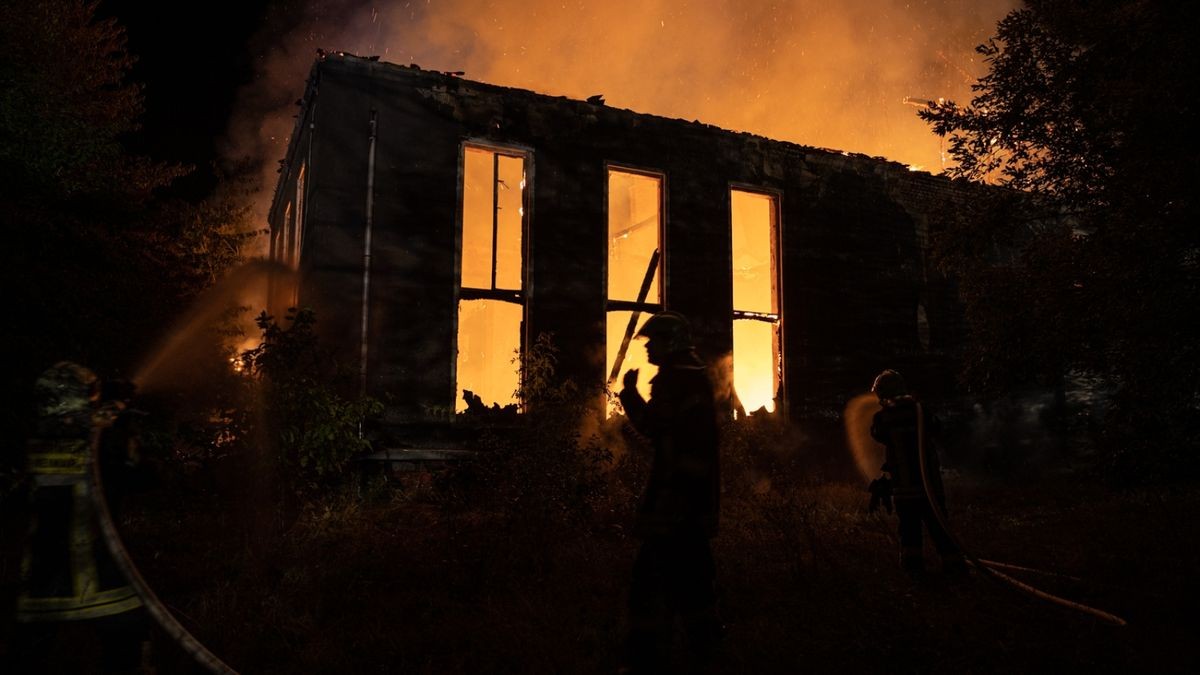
[294,164,307,266]
[456,146,527,414]
[283,202,295,267]
[606,169,663,415]
[731,189,781,417]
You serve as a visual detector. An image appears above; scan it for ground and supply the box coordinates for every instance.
[2,442,1197,674]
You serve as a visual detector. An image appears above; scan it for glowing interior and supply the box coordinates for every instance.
[456,299,522,412]
[607,170,661,302]
[607,169,661,414]
[461,148,524,291]
[457,146,526,412]
[731,190,780,414]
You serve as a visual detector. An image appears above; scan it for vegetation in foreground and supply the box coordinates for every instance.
[52,420,1200,674]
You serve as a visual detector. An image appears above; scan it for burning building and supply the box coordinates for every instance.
[269,53,976,433]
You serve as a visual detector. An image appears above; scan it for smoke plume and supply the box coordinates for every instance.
[225,0,1017,227]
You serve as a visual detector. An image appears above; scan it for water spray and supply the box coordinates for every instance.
[133,260,293,393]
[846,393,1127,626]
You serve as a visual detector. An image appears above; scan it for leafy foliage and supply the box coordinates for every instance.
[447,333,622,529]
[0,2,261,460]
[241,308,382,488]
[919,0,1199,481]
[0,0,185,202]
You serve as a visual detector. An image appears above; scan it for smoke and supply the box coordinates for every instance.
[133,261,293,393]
[225,0,1016,225]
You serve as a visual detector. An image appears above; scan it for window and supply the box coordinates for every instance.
[294,164,307,267]
[606,168,663,414]
[269,216,280,264]
[730,189,781,416]
[283,202,295,267]
[456,145,528,413]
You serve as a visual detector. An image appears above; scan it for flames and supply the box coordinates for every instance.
[229,337,261,374]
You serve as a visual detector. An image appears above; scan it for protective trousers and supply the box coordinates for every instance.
[626,532,721,672]
[894,496,962,573]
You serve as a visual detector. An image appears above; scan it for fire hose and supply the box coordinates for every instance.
[912,402,1128,627]
[88,424,239,674]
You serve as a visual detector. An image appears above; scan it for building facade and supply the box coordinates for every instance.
[270,54,974,429]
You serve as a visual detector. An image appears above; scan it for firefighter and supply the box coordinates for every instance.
[868,369,965,576]
[618,311,723,672]
[12,362,148,673]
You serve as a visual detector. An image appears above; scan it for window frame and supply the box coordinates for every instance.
[294,163,307,268]
[604,163,667,314]
[452,140,534,414]
[728,184,786,416]
[604,163,667,400]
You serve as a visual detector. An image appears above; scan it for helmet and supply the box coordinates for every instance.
[34,361,98,420]
[871,369,908,402]
[636,311,693,355]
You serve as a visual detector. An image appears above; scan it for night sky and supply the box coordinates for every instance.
[97,1,274,197]
[94,1,1014,207]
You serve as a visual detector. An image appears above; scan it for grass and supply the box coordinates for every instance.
[4,428,1198,674]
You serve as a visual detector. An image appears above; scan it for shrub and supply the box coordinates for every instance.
[240,308,382,491]
[446,333,619,531]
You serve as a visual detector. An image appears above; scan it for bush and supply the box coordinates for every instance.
[241,308,382,491]
[446,333,623,531]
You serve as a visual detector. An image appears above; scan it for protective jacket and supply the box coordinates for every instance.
[16,414,142,622]
[870,397,945,501]
[619,349,720,538]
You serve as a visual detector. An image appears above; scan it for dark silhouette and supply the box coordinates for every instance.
[868,369,965,576]
[618,311,723,672]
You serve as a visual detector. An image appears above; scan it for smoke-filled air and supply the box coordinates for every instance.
[224,0,1016,226]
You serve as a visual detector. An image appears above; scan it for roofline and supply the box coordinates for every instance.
[269,52,972,224]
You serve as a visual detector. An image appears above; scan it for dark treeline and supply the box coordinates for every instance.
[920,0,1199,482]
[0,2,261,453]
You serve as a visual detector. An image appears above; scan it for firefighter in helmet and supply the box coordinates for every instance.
[13,362,147,672]
[868,369,965,576]
[618,311,723,671]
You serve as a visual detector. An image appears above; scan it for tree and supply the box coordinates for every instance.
[919,0,1199,481]
[0,1,186,202]
[0,2,260,455]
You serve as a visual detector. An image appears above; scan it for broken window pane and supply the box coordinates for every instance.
[495,155,524,290]
[457,145,528,413]
[462,148,526,291]
[456,299,522,412]
[731,191,777,314]
[733,318,780,415]
[731,190,780,415]
[608,170,661,302]
[295,164,307,264]
[461,148,496,289]
[607,169,663,416]
[284,202,295,268]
